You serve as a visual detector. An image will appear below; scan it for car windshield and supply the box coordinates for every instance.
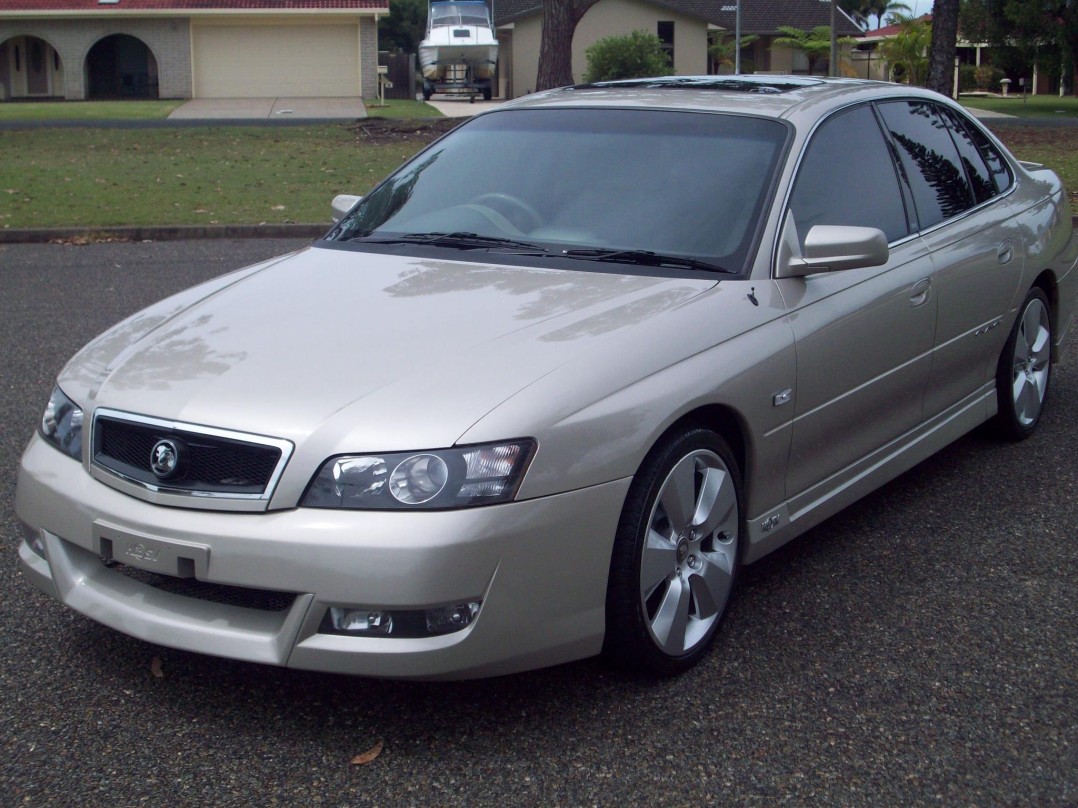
[329,108,788,273]
[430,2,491,27]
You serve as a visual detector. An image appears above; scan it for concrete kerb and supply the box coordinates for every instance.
[0,224,327,244]
[4,217,1076,246]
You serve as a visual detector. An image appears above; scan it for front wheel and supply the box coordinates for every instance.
[604,428,742,676]
[994,287,1052,440]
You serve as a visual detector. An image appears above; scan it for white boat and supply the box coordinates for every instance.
[419,1,498,99]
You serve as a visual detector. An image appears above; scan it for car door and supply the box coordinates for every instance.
[875,100,1025,418]
[776,102,937,500]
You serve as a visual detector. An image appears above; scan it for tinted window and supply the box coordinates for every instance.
[959,116,1013,194]
[788,104,910,245]
[878,100,974,229]
[938,106,996,204]
[332,109,789,272]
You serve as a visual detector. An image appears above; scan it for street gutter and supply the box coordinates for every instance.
[3,219,1077,245]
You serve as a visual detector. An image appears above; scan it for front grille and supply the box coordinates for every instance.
[93,415,283,496]
[103,560,297,612]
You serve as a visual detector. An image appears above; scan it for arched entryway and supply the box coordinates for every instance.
[86,34,158,99]
[0,35,64,99]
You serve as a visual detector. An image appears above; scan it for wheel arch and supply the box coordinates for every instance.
[645,403,751,498]
[1031,269,1061,362]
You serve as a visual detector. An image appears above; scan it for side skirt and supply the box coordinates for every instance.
[743,384,996,564]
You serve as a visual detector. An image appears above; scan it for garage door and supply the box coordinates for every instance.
[192,24,360,97]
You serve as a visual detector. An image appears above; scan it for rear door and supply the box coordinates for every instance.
[777,102,937,499]
[875,99,1024,417]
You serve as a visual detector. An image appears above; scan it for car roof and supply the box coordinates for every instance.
[498,75,947,121]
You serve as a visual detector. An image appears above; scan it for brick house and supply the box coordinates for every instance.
[0,0,387,101]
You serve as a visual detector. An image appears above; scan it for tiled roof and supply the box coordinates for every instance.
[0,1,384,10]
[494,0,729,26]
[863,14,931,40]
[494,0,861,36]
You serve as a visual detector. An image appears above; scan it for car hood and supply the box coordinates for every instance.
[61,244,716,460]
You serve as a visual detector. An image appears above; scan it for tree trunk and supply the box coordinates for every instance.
[535,0,599,92]
[926,0,960,96]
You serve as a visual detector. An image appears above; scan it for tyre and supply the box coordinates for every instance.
[422,82,434,101]
[994,287,1052,440]
[604,428,742,675]
[482,86,493,101]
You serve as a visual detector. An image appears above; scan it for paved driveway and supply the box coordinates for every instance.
[1,239,1076,806]
[426,96,505,117]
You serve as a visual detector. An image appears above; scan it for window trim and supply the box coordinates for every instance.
[773,96,1021,278]
[775,99,918,269]
[882,100,1018,241]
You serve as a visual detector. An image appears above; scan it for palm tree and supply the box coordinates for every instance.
[877,13,931,86]
[707,33,758,73]
[839,0,911,31]
[773,26,855,75]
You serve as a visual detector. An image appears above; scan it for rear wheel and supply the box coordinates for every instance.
[605,428,742,675]
[995,287,1052,440]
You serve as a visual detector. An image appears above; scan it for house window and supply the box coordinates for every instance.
[14,45,20,72]
[657,21,674,67]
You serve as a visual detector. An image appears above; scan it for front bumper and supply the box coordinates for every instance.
[15,433,630,679]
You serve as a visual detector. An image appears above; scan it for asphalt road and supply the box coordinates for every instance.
[1,239,1075,806]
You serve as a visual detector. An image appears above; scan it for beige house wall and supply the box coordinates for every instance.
[509,15,542,97]
[0,10,382,100]
[573,0,707,79]
[503,0,711,99]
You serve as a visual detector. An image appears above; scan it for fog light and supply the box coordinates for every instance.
[425,601,481,635]
[328,607,393,635]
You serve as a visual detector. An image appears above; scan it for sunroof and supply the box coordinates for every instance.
[572,76,826,94]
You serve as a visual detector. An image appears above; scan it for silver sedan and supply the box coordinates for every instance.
[15,76,1077,678]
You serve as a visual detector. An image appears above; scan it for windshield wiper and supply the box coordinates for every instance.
[561,248,731,274]
[351,232,549,253]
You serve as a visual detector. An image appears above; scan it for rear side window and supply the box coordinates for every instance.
[877,100,975,229]
[788,104,910,246]
[957,115,1013,195]
[938,106,997,204]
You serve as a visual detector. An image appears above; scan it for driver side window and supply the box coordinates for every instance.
[788,104,911,247]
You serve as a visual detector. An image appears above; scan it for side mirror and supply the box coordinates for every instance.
[777,223,889,278]
[331,194,362,224]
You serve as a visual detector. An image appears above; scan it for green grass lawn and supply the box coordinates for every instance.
[0,100,184,121]
[364,99,443,119]
[0,125,431,228]
[0,117,1073,230]
[0,98,440,122]
[962,94,1078,119]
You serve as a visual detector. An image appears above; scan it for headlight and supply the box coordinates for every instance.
[39,385,84,461]
[302,440,535,510]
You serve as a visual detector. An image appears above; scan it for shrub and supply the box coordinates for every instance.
[959,64,1007,92]
[975,65,1005,91]
[583,30,673,83]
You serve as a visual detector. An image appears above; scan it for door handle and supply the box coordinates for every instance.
[998,240,1014,265]
[910,278,931,308]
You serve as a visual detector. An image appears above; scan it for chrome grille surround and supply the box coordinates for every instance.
[90,408,294,512]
